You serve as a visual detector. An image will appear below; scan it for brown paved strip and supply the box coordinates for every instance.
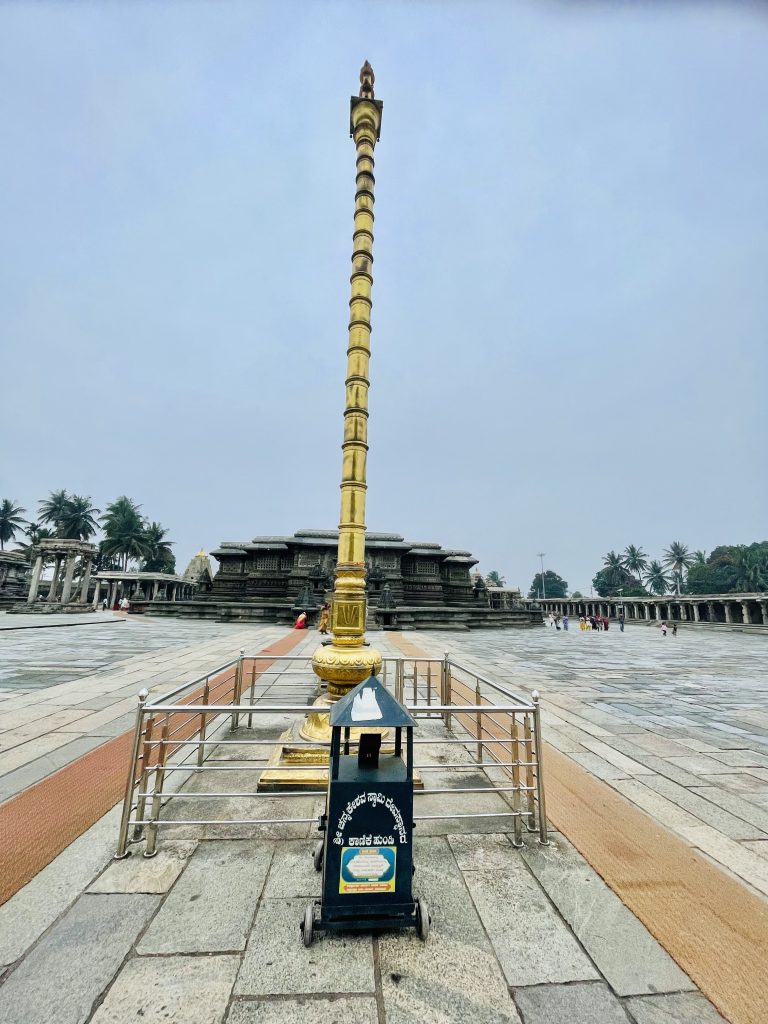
[0,630,304,907]
[389,633,768,1024]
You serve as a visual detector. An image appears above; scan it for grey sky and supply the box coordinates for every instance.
[1,0,766,594]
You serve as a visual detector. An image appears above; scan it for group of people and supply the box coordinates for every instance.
[579,615,610,632]
[547,612,570,630]
[294,602,330,633]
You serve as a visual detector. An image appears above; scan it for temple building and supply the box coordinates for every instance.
[147,529,538,629]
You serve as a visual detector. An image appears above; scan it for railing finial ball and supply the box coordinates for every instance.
[532,690,540,702]
[138,688,149,702]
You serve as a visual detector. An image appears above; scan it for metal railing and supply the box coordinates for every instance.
[115,650,548,858]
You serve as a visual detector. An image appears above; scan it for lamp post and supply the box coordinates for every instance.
[537,552,546,600]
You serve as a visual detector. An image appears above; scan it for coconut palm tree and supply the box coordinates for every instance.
[645,560,671,596]
[38,489,71,537]
[0,500,27,550]
[485,570,506,587]
[101,496,149,570]
[58,494,100,540]
[142,522,175,573]
[692,550,708,566]
[623,544,648,583]
[663,542,693,595]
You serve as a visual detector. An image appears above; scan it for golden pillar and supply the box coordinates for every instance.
[259,64,384,781]
[306,62,384,716]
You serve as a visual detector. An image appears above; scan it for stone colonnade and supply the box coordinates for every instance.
[28,539,97,605]
[529,594,768,627]
[92,573,196,609]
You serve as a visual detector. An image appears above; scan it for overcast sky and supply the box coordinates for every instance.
[1,0,766,594]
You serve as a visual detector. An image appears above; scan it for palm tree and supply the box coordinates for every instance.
[0,500,27,550]
[645,560,671,596]
[59,494,100,540]
[692,550,708,566]
[142,522,175,573]
[38,489,71,537]
[663,542,693,595]
[601,550,625,591]
[485,570,506,587]
[623,544,648,584]
[101,496,149,570]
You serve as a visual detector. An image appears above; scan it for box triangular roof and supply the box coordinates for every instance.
[330,675,416,729]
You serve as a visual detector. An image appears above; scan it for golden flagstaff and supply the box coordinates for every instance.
[304,61,385,732]
[259,63,385,782]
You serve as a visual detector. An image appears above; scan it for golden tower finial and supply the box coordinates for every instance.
[359,60,375,99]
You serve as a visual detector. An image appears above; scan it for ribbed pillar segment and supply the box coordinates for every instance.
[311,62,384,694]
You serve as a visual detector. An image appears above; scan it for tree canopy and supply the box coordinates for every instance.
[684,543,768,594]
[37,490,99,540]
[9,490,177,574]
[485,570,506,587]
[0,499,27,550]
[529,570,568,599]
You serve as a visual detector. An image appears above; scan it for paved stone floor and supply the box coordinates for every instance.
[408,624,768,900]
[0,614,288,803]
[1,620,765,1022]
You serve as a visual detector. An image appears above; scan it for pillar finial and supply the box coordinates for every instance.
[359,60,375,99]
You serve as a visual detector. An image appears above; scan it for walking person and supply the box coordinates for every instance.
[672,622,678,636]
[562,615,569,631]
[318,602,330,634]
[619,613,625,632]
[661,621,668,637]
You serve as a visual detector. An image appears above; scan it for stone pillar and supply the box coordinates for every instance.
[707,601,715,623]
[724,602,732,624]
[47,556,61,601]
[60,554,77,604]
[92,579,101,608]
[152,580,159,600]
[28,554,44,603]
[109,581,117,608]
[79,559,92,602]
[644,604,650,620]
[171,584,177,601]
[742,601,750,625]
[760,602,768,625]
[693,603,700,622]
[679,604,687,622]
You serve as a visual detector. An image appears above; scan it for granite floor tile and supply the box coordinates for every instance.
[91,954,239,1024]
[513,982,630,1024]
[0,893,159,1024]
[520,835,694,996]
[138,839,272,953]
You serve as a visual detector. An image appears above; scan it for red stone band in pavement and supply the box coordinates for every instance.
[0,630,305,907]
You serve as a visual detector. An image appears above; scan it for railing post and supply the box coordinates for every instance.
[231,648,245,731]
[144,720,169,858]
[247,660,257,729]
[523,711,536,831]
[197,679,210,769]
[475,681,483,763]
[133,714,155,841]
[115,688,148,859]
[444,653,452,733]
[532,690,550,845]
[427,661,433,712]
[510,714,523,847]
